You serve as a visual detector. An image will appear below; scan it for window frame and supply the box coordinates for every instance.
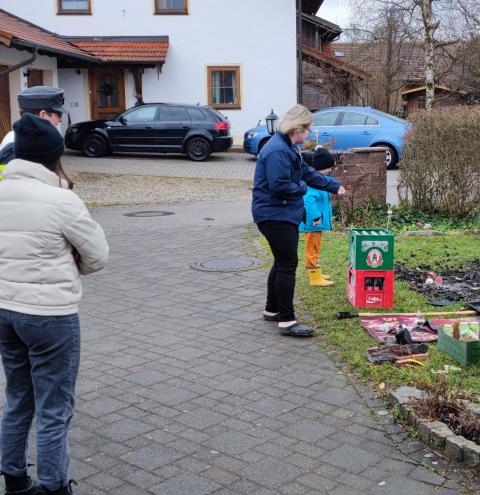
[57,0,92,15]
[157,105,190,122]
[207,65,241,110]
[339,111,373,126]
[154,0,188,15]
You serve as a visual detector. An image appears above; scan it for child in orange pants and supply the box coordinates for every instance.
[299,147,340,286]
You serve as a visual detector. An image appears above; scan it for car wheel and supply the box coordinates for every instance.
[374,144,398,169]
[82,133,108,158]
[185,137,211,161]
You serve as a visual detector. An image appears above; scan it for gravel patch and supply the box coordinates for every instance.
[71,172,253,206]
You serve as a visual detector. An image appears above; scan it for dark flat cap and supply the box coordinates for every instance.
[17,86,67,114]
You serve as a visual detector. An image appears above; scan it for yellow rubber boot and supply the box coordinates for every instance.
[314,263,331,279]
[307,268,334,287]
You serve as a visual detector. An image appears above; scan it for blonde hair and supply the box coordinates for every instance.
[279,104,313,135]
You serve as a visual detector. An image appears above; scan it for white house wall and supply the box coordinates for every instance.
[58,68,89,133]
[2,0,298,140]
[0,45,58,125]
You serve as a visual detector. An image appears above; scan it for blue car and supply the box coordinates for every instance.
[243,106,409,168]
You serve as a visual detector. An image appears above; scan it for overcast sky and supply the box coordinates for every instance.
[316,0,352,30]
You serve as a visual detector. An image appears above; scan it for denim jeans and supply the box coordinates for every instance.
[0,308,80,491]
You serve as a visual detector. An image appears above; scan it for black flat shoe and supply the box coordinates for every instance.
[263,313,279,321]
[278,322,315,337]
[3,473,44,495]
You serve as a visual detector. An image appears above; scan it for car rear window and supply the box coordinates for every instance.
[341,112,369,125]
[188,107,208,121]
[372,109,407,124]
[206,108,227,122]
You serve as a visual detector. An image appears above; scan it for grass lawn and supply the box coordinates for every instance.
[288,231,480,399]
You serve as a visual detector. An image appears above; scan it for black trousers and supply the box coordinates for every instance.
[257,220,299,322]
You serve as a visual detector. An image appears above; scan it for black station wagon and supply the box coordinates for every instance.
[65,103,232,161]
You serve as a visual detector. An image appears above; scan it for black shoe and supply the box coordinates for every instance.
[39,480,77,495]
[278,322,315,337]
[3,472,43,495]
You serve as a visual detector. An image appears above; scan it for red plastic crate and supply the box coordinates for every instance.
[347,267,394,309]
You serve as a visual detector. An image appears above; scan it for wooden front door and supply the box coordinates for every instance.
[89,67,126,120]
[0,66,11,141]
[27,69,44,87]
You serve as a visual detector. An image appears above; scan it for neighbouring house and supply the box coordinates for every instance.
[0,0,305,143]
[300,14,369,109]
[332,41,477,116]
[402,84,470,113]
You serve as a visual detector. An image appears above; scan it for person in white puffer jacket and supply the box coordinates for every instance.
[0,113,109,495]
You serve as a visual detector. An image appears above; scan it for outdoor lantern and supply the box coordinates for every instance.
[265,109,279,135]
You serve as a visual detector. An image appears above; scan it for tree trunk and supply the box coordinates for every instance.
[383,10,395,113]
[420,0,439,110]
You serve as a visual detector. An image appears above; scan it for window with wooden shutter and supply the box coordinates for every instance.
[155,0,188,14]
[207,66,241,110]
[57,0,91,14]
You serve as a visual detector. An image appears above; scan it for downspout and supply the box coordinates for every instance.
[297,0,303,103]
[0,46,38,76]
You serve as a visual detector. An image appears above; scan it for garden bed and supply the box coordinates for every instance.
[396,259,480,302]
[389,386,480,466]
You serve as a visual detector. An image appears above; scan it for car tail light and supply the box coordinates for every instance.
[215,122,229,130]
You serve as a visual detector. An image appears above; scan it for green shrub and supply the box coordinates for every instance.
[398,107,480,219]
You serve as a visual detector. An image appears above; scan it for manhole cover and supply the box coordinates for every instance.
[123,211,175,218]
[190,257,262,272]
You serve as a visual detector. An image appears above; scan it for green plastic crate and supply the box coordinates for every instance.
[438,328,480,365]
[349,228,394,270]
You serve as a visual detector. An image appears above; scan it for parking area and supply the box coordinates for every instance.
[63,151,401,206]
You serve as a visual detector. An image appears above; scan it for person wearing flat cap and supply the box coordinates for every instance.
[0,86,67,175]
[0,113,109,495]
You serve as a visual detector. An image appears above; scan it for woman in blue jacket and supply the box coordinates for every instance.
[252,105,345,337]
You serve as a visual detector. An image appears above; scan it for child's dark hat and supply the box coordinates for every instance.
[312,146,335,171]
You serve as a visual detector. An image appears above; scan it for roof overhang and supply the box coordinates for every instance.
[0,30,12,47]
[0,8,99,63]
[401,85,469,96]
[301,13,341,41]
[302,0,324,15]
[11,39,98,62]
[302,44,370,78]
[63,36,169,65]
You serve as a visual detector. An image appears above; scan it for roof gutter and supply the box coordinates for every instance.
[13,39,99,63]
[0,45,38,76]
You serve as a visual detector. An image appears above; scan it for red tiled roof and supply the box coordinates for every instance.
[70,39,169,63]
[0,9,96,61]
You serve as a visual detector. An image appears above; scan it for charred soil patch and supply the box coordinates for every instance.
[396,260,480,303]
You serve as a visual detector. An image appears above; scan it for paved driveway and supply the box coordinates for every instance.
[0,199,468,494]
[63,151,401,205]
[63,151,257,181]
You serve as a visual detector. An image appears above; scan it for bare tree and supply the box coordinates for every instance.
[416,0,440,108]
[345,0,423,113]
[345,0,480,110]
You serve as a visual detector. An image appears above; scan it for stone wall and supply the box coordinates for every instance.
[331,147,387,206]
